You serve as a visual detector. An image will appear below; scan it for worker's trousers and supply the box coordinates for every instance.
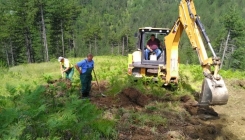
[65,67,74,81]
[144,48,161,60]
[80,68,93,97]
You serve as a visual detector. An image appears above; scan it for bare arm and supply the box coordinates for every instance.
[75,64,82,74]
[60,64,63,71]
[146,45,153,52]
[146,40,153,52]
[63,67,70,72]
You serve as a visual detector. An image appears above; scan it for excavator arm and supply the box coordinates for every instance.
[164,0,228,106]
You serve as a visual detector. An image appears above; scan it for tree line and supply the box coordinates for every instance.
[0,0,244,69]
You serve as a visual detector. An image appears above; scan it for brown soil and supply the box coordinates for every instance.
[45,79,245,140]
[90,87,150,109]
[90,83,242,140]
[234,79,245,89]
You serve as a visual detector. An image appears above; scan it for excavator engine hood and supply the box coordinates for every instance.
[199,77,228,106]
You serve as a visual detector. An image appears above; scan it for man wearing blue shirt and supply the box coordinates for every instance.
[75,53,94,98]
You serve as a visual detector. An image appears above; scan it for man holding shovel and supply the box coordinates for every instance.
[75,53,94,98]
[58,56,74,81]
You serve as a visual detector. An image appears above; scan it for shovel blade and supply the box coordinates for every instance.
[199,77,228,106]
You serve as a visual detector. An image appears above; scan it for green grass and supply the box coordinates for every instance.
[0,55,128,96]
[1,55,245,139]
[0,55,127,139]
[1,55,244,97]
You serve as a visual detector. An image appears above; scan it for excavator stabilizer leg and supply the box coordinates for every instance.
[199,77,228,106]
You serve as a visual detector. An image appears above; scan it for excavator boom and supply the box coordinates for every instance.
[164,0,228,106]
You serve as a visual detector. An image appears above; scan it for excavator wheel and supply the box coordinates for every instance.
[199,77,228,106]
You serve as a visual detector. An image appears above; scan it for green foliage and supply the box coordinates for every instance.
[0,82,116,139]
[218,5,245,70]
[130,111,167,127]
[219,69,245,79]
[1,55,245,139]
[1,0,245,69]
[91,119,117,138]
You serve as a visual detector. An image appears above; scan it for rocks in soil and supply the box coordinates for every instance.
[165,131,184,140]
[241,117,245,121]
[234,80,245,88]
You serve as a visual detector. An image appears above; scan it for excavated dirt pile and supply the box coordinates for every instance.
[234,79,245,89]
[118,87,150,107]
[91,87,150,109]
[181,95,218,117]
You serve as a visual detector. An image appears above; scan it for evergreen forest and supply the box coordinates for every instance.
[0,0,245,69]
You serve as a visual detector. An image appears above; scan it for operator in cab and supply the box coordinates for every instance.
[145,34,163,60]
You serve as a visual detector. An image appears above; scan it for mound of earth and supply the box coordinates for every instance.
[234,79,245,89]
[91,80,109,91]
[181,95,218,118]
[91,87,150,109]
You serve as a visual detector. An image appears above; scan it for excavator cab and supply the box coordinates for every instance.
[137,27,170,65]
[128,27,170,80]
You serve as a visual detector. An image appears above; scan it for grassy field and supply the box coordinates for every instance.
[0,55,128,95]
[1,55,245,139]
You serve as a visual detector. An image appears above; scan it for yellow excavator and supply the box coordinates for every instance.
[127,0,228,106]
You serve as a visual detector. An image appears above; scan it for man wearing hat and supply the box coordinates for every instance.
[58,56,74,81]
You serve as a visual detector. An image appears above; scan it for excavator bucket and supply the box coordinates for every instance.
[199,77,228,106]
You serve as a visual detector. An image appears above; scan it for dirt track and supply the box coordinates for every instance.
[212,80,245,139]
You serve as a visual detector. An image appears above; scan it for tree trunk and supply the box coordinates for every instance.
[126,35,128,53]
[89,41,92,53]
[39,23,45,61]
[94,36,97,55]
[72,32,76,57]
[111,44,114,55]
[220,30,230,69]
[122,37,124,55]
[40,4,49,62]
[25,28,31,63]
[118,43,120,55]
[29,33,35,62]
[69,38,71,55]
[61,21,65,57]
[4,43,9,67]
[9,38,14,66]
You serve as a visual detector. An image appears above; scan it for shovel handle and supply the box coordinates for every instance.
[93,69,100,88]
[93,69,106,97]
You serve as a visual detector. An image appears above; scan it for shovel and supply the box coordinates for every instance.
[93,69,106,97]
